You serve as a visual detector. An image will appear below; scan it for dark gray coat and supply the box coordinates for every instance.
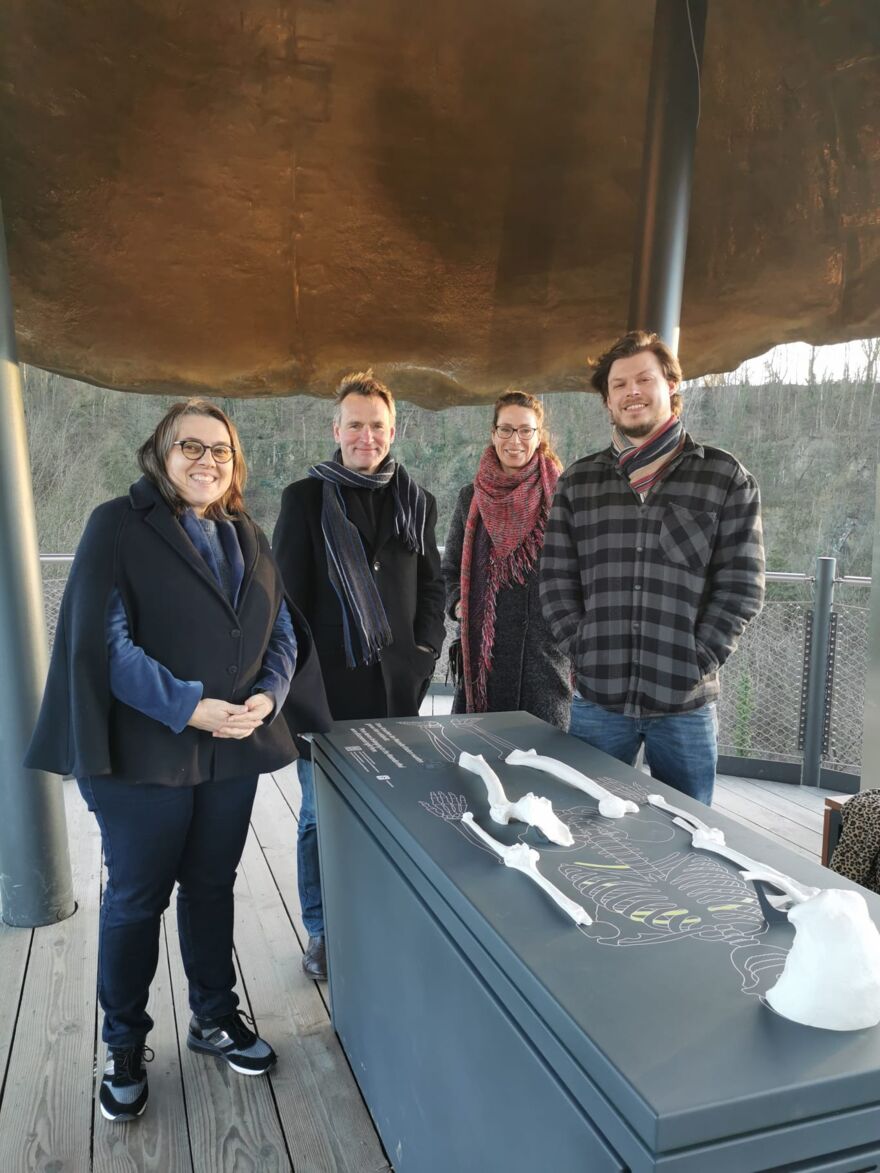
[442,484,571,731]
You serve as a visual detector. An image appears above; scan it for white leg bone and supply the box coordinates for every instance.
[461,812,592,926]
[505,749,638,818]
[648,794,819,903]
[458,752,574,846]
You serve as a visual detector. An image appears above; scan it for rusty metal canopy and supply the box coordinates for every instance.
[1,0,878,405]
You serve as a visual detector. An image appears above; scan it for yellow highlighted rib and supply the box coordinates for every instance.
[707,903,746,912]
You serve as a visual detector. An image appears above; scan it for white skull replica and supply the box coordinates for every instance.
[757,882,880,1032]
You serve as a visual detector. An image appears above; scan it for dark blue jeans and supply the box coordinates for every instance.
[78,773,259,1048]
[296,758,324,937]
[568,695,718,805]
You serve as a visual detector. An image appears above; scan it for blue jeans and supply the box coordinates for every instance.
[296,758,324,937]
[568,695,718,805]
[79,773,258,1048]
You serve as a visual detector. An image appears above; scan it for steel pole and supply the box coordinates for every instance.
[860,468,880,791]
[0,201,74,925]
[800,557,837,789]
[627,0,707,352]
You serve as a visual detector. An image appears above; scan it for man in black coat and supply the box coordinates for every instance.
[273,371,445,978]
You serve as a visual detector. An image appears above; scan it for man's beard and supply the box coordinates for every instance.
[616,417,657,440]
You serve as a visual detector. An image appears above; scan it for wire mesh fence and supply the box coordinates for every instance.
[38,557,871,776]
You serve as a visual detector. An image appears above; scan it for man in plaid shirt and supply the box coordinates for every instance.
[540,331,764,804]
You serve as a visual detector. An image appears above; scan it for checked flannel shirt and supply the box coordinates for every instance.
[540,434,765,717]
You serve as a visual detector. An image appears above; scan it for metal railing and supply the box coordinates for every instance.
[39,555,872,785]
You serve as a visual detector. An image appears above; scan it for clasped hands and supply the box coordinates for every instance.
[187,693,274,739]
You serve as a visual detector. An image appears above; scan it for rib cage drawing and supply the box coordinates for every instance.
[420,771,789,998]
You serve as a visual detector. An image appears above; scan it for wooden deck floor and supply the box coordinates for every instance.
[0,756,839,1173]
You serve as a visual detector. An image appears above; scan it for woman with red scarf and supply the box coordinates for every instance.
[442,391,572,729]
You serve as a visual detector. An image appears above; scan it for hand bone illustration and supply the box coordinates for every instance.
[505,749,639,818]
[461,812,592,926]
[458,752,574,846]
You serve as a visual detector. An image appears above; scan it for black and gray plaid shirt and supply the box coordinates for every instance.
[540,434,765,717]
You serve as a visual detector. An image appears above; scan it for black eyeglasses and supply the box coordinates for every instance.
[494,425,537,440]
[173,439,235,464]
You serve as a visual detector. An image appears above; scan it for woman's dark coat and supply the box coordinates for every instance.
[25,476,331,785]
[442,483,572,731]
[272,477,446,723]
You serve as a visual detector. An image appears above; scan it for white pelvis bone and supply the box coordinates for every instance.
[745,879,880,1032]
[506,749,638,818]
[458,752,573,846]
[461,813,591,926]
[648,794,880,1030]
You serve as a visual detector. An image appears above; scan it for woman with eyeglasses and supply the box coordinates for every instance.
[442,391,572,729]
[26,398,330,1123]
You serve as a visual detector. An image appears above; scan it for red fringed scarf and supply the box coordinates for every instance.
[459,447,560,712]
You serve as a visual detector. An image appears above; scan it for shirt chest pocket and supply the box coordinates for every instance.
[658,504,718,572]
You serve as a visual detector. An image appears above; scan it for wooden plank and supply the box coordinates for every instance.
[163,895,291,1172]
[711,786,820,860]
[724,775,833,817]
[715,777,825,834]
[235,827,387,1172]
[91,915,193,1173]
[0,782,100,1172]
[0,921,32,1094]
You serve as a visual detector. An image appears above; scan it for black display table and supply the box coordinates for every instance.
[313,712,880,1172]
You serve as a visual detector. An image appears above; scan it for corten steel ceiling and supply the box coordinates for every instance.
[1,0,878,405]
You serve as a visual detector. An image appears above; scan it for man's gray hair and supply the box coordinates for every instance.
[332,369,396,427]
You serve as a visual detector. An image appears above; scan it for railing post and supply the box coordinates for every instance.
[0,200,74,925]
[800,557,837,788]
[861,467,880,792]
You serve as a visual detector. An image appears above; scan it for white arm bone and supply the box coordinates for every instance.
[505,749,638,818]
[458,753,573,846]
[461,813,592,926]
[648,794,820,903]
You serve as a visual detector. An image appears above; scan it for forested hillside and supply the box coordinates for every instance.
[22,363,879,575]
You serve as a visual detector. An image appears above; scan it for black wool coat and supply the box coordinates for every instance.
[272,477,446,724]
[442,484,572,731]
[25,477,331,785]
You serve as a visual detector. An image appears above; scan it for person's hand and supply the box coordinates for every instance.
[244,693,274,722]
[213,692,274,739]
[188,698,251,735]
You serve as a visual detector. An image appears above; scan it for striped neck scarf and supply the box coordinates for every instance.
[308,452,427,667]
[612,415,685,499]
[459,447,560,712]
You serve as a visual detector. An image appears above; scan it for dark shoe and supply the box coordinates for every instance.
[302,934,327,981]
[99,1044,152,1122]
[187,1011,276,1075]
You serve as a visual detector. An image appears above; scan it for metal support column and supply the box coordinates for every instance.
[800,557,837,788]
[627,0,707,351]
[860,468,880,792]
[0,202,74,925]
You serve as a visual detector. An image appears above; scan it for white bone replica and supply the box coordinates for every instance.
[648,794,880,1031]
[505,749,639,819]
[458,752,574,846]
[461,812,592,926]
[647,794,819,904]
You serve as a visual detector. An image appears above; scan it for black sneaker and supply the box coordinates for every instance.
[99,1044,153,1122]
[187,1011,276,1075]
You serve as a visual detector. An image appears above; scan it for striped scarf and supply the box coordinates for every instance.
[459,447,560,712]
[612,415,685,498]
[308,453,427,667]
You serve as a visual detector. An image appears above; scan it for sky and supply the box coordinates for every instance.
[731,339,878,385]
